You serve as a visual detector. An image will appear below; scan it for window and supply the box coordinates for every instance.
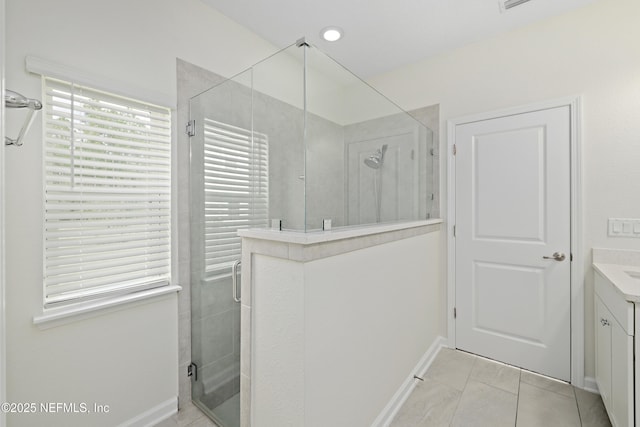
[203,119,268,274]
[43,77,172,308]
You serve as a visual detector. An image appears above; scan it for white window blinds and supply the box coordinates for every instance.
[203,119,268,273]
[43,77,172,308]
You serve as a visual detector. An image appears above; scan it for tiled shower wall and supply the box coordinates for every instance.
[343,108,439,224]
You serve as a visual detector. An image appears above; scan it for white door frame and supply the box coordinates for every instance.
[446,96,584,387]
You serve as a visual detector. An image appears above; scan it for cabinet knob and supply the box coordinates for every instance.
[600,318,610,326]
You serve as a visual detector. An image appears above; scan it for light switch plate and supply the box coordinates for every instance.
[608,218,640,238]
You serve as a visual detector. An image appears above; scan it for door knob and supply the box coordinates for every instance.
[543,252,566,261]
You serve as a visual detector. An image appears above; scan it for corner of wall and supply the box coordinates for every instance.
[582,376,599,395]
[0,0,7,425]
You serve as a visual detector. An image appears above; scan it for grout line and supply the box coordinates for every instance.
[446,352,477,425]
[573,386,584,426]
[514,369,522,426]
[469,358,521,396]
[464,354,478,390]
[448,386,464,426]
[519,378,576,399]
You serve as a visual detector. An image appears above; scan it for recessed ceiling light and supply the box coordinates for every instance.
[321,27,343,42]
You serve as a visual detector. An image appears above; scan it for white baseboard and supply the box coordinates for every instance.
[582,376,599,394]
[371,336,447,427]
[117,397,177,427]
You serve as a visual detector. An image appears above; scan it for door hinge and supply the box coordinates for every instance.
[453,225,456,237]
[453,144,457,155]
[570,253,573,262]
[186,120,196,137]
[187,362,198,381]
[454,307,457,319]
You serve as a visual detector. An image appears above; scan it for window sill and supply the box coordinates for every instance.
[33,284,182,330]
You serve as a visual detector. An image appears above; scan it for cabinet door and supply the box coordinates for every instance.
[611,320,633,427]
[595,296,612,412]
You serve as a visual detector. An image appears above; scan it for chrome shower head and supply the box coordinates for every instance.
[364,154,381,169]
[363,144,388,169]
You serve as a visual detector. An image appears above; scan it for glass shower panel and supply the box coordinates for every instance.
[189,69,255,427]
[251,43,306,231]
[304,45,434,228]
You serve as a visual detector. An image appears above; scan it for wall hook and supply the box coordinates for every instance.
[4,89,43,146]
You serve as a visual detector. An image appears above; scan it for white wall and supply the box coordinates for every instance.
[0,0,6,426]
[252,230,443,427]
[368,0,640,379]
[304,231,442,426]
[252,255,306,426]
[5,0,279,425]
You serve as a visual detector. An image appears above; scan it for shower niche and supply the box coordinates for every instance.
[188,40,436,427]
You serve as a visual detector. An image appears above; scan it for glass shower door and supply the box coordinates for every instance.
[189,69,262,427]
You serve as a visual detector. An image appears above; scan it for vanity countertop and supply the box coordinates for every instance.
[593,262,640,303]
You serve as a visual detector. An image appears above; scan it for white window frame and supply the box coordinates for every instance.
[28,58,180,327]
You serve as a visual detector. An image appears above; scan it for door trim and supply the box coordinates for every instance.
[446,96,583,387]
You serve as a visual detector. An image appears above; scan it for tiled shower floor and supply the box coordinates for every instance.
[157,348,612,427]
[390,348,611,427]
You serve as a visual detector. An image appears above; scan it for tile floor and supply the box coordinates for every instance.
[390,348,612,427]
[156,347,612,427]
[155,402,219,427]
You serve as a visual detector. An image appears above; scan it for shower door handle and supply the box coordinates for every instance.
[232,260,242,303]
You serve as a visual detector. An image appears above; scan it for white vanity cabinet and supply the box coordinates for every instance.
[594,271,634,427]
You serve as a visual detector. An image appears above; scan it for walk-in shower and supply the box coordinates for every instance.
[187,39,435,427]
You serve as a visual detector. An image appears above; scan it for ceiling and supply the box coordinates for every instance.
[200,0,598,78]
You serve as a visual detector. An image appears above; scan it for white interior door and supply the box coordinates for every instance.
[455,106,571,381]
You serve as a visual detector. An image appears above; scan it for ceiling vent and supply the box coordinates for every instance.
[500,0,532,12]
